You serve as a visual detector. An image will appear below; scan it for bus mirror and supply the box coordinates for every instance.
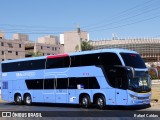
[126,67,135,78]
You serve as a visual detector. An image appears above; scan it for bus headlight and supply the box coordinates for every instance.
[130,94,138,99]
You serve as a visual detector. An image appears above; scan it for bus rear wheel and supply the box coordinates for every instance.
[15,94,22,105]
[24,94,32,105]
[96,95,106,109]
[80,95,91,108]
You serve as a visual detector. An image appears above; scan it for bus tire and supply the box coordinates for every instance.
[15,94,22,105]
[96,95,106,109]
[24,94,32,105]
[80,95,91,108]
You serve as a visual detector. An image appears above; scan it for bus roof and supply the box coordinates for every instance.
[69,48,137,56]
[1,48,137,63]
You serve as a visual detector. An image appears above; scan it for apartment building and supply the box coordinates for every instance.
[25,35,64,57]
[60,29,89,53]
[0,38,25,62]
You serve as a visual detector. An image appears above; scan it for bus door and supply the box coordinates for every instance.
[8,80,13,102]
[115,67,128,105]
[43,75,56,103]
[55,75,68,103]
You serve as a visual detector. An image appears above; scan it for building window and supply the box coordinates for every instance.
[41,46,43,49]
[55,48,57,51]
[1,42,4,46]
[52,47,54,51]
[43,53,45,56]
[47,46,50,48]
[8,43,13,48]
[16,51,18,55]
[19,44,21,48]
[2,51,4,55]
[0,37,2,39]
[2,59,4,61]
[47,53,50,55]
[8,51,12,53]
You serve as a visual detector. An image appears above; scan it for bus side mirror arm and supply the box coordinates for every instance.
[126,66,135,78]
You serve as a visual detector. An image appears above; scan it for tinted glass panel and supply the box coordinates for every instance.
[88,77,100,89]
[25,79,43,89]
[44,79,55,89]
[2,59,45,72]
[56,78,68,89]
[70,55,81,67]
[76,78,89,89]
[100,53,122,66]
[68,78,77,89]
[46,57,70,69]
[120,53,146,68]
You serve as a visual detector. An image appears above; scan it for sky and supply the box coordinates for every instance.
[0,0,160,41]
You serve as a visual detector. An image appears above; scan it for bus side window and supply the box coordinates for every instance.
[68,78,77,89]
[56,78,68,89]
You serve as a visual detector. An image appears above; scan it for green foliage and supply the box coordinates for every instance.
[28,51,43,57]
[81,41,93,51]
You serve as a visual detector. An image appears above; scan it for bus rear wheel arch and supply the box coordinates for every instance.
[79,94,91,108]
[94,94,106,109]
[14,93,22,105]
[24,93,32,105]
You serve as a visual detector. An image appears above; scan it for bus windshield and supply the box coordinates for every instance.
[120,53,146,68]
[128,71,151,93]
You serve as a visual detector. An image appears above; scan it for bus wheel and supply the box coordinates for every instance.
[24,94,32,105]
[80,95,91,108]
[15,94,22,105]
[96,95,106,109]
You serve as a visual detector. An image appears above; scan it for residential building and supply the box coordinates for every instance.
[0,38,25,62]
[60,29,89,53]
[25,35,64,57]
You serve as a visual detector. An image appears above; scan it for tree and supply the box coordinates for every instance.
[28,51,43,57]
[81,41,93,51]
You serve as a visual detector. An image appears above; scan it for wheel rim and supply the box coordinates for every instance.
[26,96,31,104]
[97,98,104,109]
[82,97,88,107]
[16,96,21,103]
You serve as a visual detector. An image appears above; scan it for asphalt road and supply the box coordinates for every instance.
[0,102,160,120]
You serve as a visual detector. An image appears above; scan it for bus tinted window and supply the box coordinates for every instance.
[25,79,43,89]
[71,54,100,67]
[71,77,100,89]
[81,54,100,66]
[68,78,77,89]
[56,78,68,89]
[46,57,70,69]
[100,53,122,66]
[2,59,45,72]
[70,55,81,67]
[44,79,55,89]
[120,53,146,68]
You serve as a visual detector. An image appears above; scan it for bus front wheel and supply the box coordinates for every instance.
[96,95,106,109]
[24,94,32,105]
[80,95,91,108]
